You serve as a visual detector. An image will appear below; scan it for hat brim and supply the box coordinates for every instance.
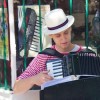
[43,15,74,35]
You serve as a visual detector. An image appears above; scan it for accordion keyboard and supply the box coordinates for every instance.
[46,59,64,79]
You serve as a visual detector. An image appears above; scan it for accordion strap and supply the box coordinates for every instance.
[39,47,95,58]
[39,48,64,58]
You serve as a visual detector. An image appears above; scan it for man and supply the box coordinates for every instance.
[13,8,83,94]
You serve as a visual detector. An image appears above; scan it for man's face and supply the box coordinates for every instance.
[49,27,72,51]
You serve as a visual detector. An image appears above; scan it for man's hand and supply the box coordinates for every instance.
[33,71,53,86]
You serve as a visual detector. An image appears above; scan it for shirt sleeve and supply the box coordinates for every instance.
[17,54,48,80]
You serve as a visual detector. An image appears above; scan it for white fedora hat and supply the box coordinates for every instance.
[43,8,75,35]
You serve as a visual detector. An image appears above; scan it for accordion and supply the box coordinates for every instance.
[46,52,100,79]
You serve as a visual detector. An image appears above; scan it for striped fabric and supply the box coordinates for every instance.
[18,45,82,79]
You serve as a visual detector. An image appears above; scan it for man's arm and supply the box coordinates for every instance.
[13,71,53,94]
